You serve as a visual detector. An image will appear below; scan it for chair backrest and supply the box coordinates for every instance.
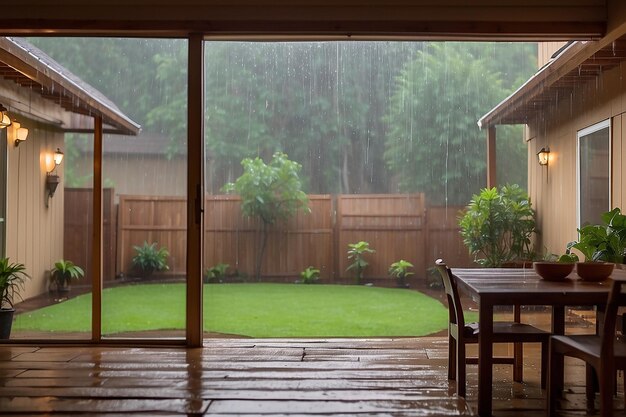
[601,279,626,361]
[435,259,466,329]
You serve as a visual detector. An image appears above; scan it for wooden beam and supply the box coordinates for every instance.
[487,126,497,188]
[186,34,204,347]
[0,1,607,38]
[92,115,103,342]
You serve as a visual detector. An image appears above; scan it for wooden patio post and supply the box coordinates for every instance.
[92,115,103,342]
[487,126,497,188]
[186,34,204,347]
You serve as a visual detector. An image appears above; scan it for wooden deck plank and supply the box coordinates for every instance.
[0,337,616,416]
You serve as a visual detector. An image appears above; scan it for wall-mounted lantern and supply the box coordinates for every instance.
[537,147,550,166]
[46,148,64,207]
[12,121,28,147]
[0,104,11,128]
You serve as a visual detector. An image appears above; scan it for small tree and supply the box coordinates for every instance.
[223,152,309,281]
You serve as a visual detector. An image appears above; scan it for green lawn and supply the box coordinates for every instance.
[14,283,451,337]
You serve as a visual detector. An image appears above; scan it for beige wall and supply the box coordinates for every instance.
[527,59,626,258]
[5,122,64,300]
[538,42,567,68]
[73,154,186,198]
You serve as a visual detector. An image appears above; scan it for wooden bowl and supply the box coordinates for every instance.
[533,262,574,281]
[576,262,614,281]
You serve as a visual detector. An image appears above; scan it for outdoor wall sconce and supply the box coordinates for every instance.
[12,121,28,147]
[537,147,550,166]
[0,105,11,128]
[45,148,64,208]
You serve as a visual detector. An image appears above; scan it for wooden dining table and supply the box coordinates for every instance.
[451,267,624,417]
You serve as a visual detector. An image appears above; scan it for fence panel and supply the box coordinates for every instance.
[204,195,334,281]
[117,195,187,277]
[64,188,116,281]
[337,194,426,285]
[425,206,473,273]
[113,193,472,285]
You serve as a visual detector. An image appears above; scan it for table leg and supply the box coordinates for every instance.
[551,305,565,394]
[478,302,493,417]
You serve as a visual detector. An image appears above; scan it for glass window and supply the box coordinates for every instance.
[578,120,610,227]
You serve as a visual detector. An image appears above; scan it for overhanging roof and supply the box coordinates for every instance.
[0,37,140,135]
[478,36,626,129]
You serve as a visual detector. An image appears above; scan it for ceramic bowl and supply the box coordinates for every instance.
[576,262,614,281]
[533,262,574,281]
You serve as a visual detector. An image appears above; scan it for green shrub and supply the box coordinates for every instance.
[205,263,230,283]
[131,242,169,277]
[389,260,413,287]
[459,184,536,267]
[299,266,320,284]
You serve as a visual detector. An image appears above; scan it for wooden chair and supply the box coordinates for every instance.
[435,259,550,397]
[547,278,626,417]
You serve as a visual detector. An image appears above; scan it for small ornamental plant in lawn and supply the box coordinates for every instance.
[389,259,414,288]
[299,266,320,284]
[205,263,230,283]
[346,241,375,285]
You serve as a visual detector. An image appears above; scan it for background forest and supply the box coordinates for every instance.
[27,39,536,205]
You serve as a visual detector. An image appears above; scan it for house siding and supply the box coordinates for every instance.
[527,59,626,257]
[6,122,64,300]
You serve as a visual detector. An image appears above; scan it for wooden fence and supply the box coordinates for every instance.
[111,193,472,285]
[64,188,116,281]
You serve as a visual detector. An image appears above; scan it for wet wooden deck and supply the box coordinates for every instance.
[0,337,619,416]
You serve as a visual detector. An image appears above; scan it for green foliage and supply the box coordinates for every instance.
[51,259,85,288]
[223,152,309,281]
[131,242,170,275]
[299,267,321,284]
[347,241,375,284]
[28,39,535,195]
[0,258,29,309]
[223,152,309,225]
[389,260,414,287]
[205,263,230,283]
[544,253,579,263]
[384,43,534,204]
[459,184,537,267]
[567,207,626,263]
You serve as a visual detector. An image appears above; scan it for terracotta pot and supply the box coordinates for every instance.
[533,262,574,281]
[576,262,615,282]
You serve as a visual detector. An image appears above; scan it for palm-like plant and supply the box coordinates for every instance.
[0,258,29,309]
[51,259,85,291]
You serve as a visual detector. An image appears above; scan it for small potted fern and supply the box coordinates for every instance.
[0,258,29,339]
[51,259,85,294]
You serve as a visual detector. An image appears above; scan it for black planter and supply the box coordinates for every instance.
[0,308,15,339]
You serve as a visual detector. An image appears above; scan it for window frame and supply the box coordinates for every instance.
[576,119,611,228]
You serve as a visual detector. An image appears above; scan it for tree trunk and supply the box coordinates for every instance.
[254,221,269,281]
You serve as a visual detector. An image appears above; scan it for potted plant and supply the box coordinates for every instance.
[299,266,320,284]
[51,259,85,294]
[0,258,29,339]
[346,241,375,284]
[565,208,626,280]
[389,259,413,288]
[533,253,577,281]
[131,241,169,278]
[459,184,537,267]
